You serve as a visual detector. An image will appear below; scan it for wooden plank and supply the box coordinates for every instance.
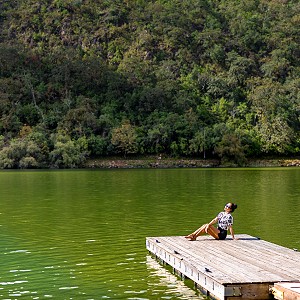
[198,237,299,280]
[156,235,299,282]
[203,238,300,281]
[146,234,300,300]
[162,236,275,283]
[273,282,300,300]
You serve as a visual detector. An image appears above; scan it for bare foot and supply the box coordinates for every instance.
[185,234,196,241]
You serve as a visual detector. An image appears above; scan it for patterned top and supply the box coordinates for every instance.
[217,212,233,230]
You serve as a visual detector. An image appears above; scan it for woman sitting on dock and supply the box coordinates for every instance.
[185,203,238,241]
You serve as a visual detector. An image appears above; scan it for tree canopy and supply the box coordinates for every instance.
[0,0,299,167]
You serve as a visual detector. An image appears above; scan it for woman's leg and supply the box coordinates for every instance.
[205,224,220,239]
[185,223,210,240]
[185,223,220,240]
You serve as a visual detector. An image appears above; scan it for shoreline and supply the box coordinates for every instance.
[84,157,300,169]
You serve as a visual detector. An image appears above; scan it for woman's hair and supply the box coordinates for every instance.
[231,203,238,212]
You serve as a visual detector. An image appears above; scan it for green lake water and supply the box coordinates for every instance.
[0,168,299,299]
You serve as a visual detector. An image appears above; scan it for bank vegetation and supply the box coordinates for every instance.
[0,0,299,168]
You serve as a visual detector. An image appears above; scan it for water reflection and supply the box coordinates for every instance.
[146,255,205,299]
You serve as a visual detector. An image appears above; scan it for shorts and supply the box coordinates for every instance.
[218,227,227,240]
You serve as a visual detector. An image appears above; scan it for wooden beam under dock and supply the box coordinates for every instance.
[146,234,300,300]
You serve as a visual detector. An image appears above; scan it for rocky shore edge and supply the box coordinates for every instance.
[85,157,300,169]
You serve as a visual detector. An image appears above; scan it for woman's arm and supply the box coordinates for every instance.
[229,226,238,240]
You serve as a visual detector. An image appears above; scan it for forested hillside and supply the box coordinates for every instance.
[0,0,299,168]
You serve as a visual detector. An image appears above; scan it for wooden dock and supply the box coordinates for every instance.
[146,234,300,300]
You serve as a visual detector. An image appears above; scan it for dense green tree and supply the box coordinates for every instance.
[215,133,247,166]
[0,0,299,168]
[0,125,49,169]
[111,120,138,156]
[49,130,89,168]
[248,77,297,153]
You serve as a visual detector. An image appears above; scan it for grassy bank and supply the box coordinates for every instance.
[84,157,300,169]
